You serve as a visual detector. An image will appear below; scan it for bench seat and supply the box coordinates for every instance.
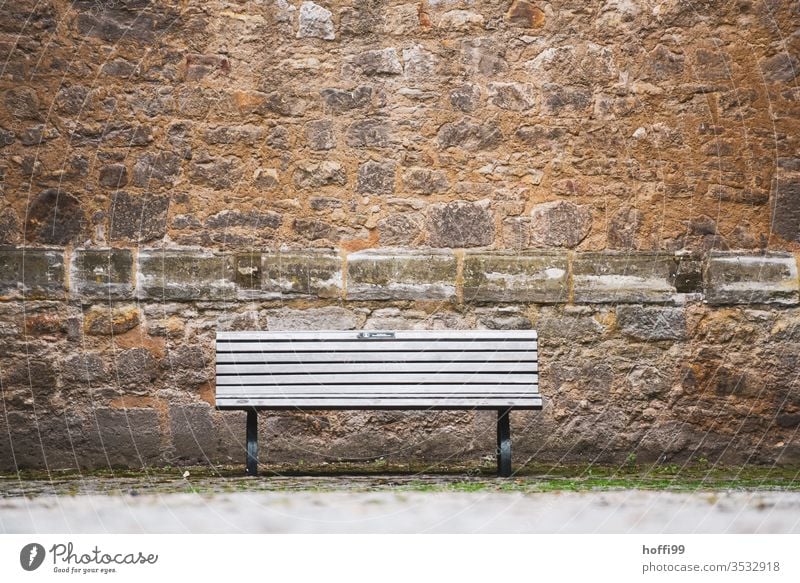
[215,330,541,476]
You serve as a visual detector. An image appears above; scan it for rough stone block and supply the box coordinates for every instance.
[263,250,342,299]
[463,252,569,303]
[137,249,236,300]
[347,249,457,301]
[71,248,133,299]
[705,253,799,305]
[427,200,494,248]
[85,408,162,467]
[573,253,680,304]
[0,247,64,299]
[616,305,687,341]
[170,403,216,462]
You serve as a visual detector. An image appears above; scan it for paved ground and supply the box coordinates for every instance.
[2,489,800,533]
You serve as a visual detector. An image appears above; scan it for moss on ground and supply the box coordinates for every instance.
[1,461,799,497]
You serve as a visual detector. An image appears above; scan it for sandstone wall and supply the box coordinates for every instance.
[1,0,799,470]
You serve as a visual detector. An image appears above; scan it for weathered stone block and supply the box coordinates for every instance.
[346,119,392,148]
[616,305,687,341]
[573,253,680,304]
[770,173,800,242]
[109,191,169,243]
[262,250,342,298]
[86,408,161,467]
[402,167,449,194]
[294,160,347,189]
[463,252,569,303]
[705,253,799,305]
[84,305,140,336]
[137,250,236,300]
[356,160,396,194]
[233,252,261,292]
[267,306,363,330]
[529,201,592,248]
[347,249,457,300]
[427,200,494,248]
[114,348,158,389]
[71,248,133,299]
[296,1,335,40]
[170,403,216,461]
[25,189,86,245]
[0,247,64,299]
[305,119,336,150]
[437,118,502,150]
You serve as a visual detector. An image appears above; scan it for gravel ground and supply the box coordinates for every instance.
[2,490,800,533]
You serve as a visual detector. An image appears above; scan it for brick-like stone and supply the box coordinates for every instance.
[463,252,569,303]
[109,191,169,243]
[437,118,502,150]
[267,306,362,330]
[356,160,396,194]
[350,48,402,75]
[0,247,64,299]
[529,201,592,248]
[132,151,180,187]
[25,189,86,245]
[137,250,236,300]
[378,213,423,245]
[346,119,392,148]
[616,305,687,341]
[71,248,134,299]
[170,403,215,461]
[305,119,336,150]
[99,164,128,188]
[294,160,347,189]
[573,253,681,304]
[770,173,800,242]
[296,1,335,41]
[488,82,536,111]
[83,305,140,336]
[320,86,372,113]
[402,167,449,194]
[114,348,158,389]
[705,253,799,305]
[347,249,457,300]
[262,250,342,298]
[427,200,494,248]
[86,408,161,467]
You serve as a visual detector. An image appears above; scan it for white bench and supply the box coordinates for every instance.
[215,330,540,477]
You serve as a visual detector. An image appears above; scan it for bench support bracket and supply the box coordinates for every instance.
[497,408,512,477]
[246,409,258,477]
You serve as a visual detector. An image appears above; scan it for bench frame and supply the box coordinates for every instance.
[216,330,540,477]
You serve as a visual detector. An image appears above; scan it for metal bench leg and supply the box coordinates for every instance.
[497,408,512,477]
[246,409,258,477]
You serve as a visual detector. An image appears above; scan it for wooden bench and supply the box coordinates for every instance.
[215,330,540,477]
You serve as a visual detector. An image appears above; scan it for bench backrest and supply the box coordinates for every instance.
[215,330,540,410]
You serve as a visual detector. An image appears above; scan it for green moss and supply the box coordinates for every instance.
[2,462,798,498]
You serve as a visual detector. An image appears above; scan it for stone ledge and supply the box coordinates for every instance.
[263,250,342,299]
[71,248,134,300]
[137,249,236,301]
[463,251,569,303]
[346,249,457,301]
[573,252,682,304]
[0,247,64,299]
[705,253,799,305]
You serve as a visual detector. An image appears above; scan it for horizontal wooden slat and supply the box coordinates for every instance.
[217,362,538,375]
[216,397,542,408]
[216,351,537,364]
[216,373,538,386]
[217,341,537,353]
[216,384,538,395]
[217,330,537,341]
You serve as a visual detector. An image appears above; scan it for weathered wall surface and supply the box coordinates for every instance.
[1,0,799,470]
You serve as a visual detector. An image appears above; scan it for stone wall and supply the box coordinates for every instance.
[1,0,799,470]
